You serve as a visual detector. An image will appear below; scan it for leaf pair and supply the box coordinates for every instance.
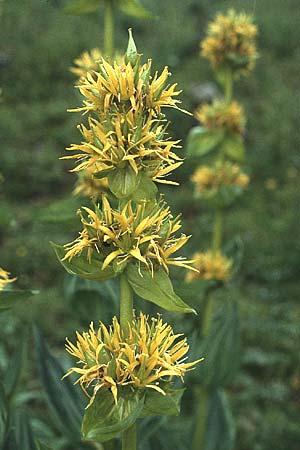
[186,126,245,162]
[82,388,184,443]
[63,0,152,19]
[53,243,195,314]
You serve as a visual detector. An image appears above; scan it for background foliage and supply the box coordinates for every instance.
[0,0,300,449]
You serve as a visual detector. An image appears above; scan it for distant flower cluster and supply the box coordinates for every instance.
[201,9,258,77]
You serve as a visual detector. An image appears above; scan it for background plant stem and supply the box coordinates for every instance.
[122,423,137,450]
[104,0,114,57]
[193,67,234,450]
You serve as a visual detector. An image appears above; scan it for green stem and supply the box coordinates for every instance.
[122,423,137,450]
[212,208,223,256]
[192,293,215,450]
[224,69,233,104]
[192,387,209,450]
[104,0,114,57]
[120,273,133,335]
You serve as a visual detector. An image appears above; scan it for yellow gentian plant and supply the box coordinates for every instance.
[186,9,258,450]
[53,31,202,450]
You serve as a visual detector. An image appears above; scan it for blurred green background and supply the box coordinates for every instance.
[0,0,300,449]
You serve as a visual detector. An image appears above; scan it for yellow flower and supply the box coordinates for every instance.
[70,48,102,81]
[64,313,203,406]
[201,9,258,76]
[195,100,245,135]
[73,165,108,199]
[63,44,187,186]
[191,162,249,192]
[186,251,232,282]
[64,113,182,184]
[0,268,16,291]
[63,196,194,274]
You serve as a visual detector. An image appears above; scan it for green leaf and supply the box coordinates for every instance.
[51,242,116,281]
[0,382,8,448]
[0,290,36,312]
[139,388,185,418]
[204,389,235,450]
[200,301,240,388]
[14,411,38,450]
[222,134,245,162]
[82,389,144,443]
[120,0,153,19]
[4,328,28,397]
[36,442,54,450]
[63,0,101,15]
[126,265,196,314]
[34,328,84,439]
[107,166,141,199]
[130,172,158,202]
[186,126,224,157]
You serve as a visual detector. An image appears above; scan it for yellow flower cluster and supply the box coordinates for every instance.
[64,49,184,185]
[64,313,202,406]
[195,100,245,135]
[63,196,194,274]
[70,48,102,81]
[0,268,16,291]
[191,162,249,192]
[73,165,108,199]
[201,9,258,76]
[186,251,232,282]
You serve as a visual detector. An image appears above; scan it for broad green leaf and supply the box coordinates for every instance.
[51,242,116,281]
[34,328,84,439]
[222,134,245,162]
[126,265,196,314]
[63,0,101,15]
[0,290,36,312]
[36,197,81,225]
[0,382,8,448]
[4,328,28,397]
[107,166,141,199]
[186,126,224,157]
[36,442,54,450]
[204,389,235,450]
[198,185,244,209]
[200,301,240,388]
[120,0,153,19]
[139,389,185,418]
[14,411,38,450]
[130,172,158,202]
[64,276,119,321]
[82,389,144,443]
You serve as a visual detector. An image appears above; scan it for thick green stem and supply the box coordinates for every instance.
[104,0,114,57]
[120,273,133,336]
[212,208,223,256]
[122,423,137,450]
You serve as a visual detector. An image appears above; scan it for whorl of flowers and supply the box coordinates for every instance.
[186,251,233,282]
[191,162,249,193]
[64,313,202,406]
[195,100,245,135]
[63,32,186,187]
[63,196,194,274]
[0,268,16,291]
[73,165,108,199]
[201,9,258,76]
[71,48,102,81]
